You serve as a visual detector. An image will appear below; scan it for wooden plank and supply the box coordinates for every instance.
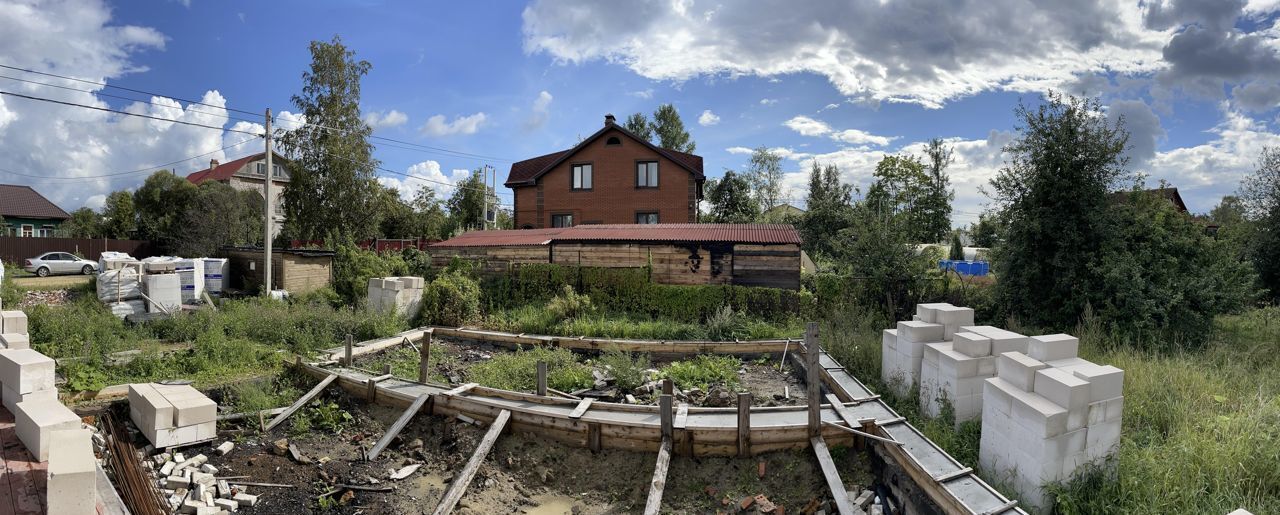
[806,323,821,437]
[659,395,673,439]
[934,466,974,483]
[673,404,689,429]
[443,383,479,396]
[810,435,856,515]
[642,437,673,515]
[419,331,432,383]
[0,414,42,515]
[431,410,511,515]
[366,393,431,461]
[822,421,903,446]
[737,392,751,457]
[536,361,548,396]
[568,398,594,419]
[265,374,337,432]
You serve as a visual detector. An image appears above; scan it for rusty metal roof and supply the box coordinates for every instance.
[430,224,801,248]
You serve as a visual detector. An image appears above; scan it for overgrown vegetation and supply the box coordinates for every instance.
[419,271,481,326]
[658,355,741,391]
[467,346,593,392]
[596,347,651,392]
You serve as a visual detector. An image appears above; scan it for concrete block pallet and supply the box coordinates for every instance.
[129,383,217,448]
[367,276,425,317]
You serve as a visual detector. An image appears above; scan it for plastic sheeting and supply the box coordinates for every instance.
[175,259,205,303]
[108,300,146,319]
[143,273,181,314]
[203,258,227,297]
[97,267,143,303]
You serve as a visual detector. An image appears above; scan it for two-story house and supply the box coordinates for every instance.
[186,151,290,238]
[506,114,704,228]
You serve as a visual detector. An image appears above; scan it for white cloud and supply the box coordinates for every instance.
[525,90,553,130]
[759,98,778,105]
[830,128,896,147]
[782,115,831,136]
[362,109,408,129]
[697,109,720,126]
[725,146,811,161]
[628,89,654,99]
[1144,105,1280,212]
[522,0,1173,108]
[419,112,487,137]
[400,160,476,199]
[818,103,840,112]
[84,194,106,210]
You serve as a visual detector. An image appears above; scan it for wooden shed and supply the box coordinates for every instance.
[221,246,334,295]
[429,224,802,289]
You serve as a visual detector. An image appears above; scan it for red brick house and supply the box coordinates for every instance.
[506,114,704,228]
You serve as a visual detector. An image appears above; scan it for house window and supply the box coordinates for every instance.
[605,136,622,146]
[551,214,574,228]
[636,212,659,224]
[40,225,55,237]
[20,224,34,237]
[636,161,658,188]
[571,164,592,190]
[255,162,265,175]
[272,164,284,178]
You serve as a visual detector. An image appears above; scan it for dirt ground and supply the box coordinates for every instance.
[10,274,91,290]
[191,387,873,514]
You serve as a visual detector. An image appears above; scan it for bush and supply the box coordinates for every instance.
[546,285,593,322]
[419,272,481,327]
[658,355,741,390]
[331,242,408,303]
[596,347,651,391]
[704,305,747,341]
[468,346,593,392]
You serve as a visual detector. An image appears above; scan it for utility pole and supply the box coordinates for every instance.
[263,108,274,296]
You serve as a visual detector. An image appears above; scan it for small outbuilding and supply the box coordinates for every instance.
[429,224,803,289]
[220,246,334,295]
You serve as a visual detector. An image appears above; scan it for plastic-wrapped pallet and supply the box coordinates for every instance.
[96,267,143,303]
[143,273,181,314]
[98,251,135,271]
[979,336,1124,511]
[108,300,147,319]
[175,258,206,304]
[202,258,228,297]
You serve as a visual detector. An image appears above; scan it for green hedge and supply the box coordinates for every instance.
[480,264,811,323]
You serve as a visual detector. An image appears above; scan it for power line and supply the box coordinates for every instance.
[0,137,260,181]
[315,146,512,198]
[0,73,263,126]
[0,90,264,136]
[0,62,262,117]
[271,115,515,163]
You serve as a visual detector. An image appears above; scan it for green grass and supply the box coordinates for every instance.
[658,355,741,391]
[467,346,594,392]
[358,344,455,383]
[821,303,1280,514]
[484,304,804,340]
[595,347,652,392]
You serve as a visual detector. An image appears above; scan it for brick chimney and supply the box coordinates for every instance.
[209,159,219,170]
[604,113,616,126]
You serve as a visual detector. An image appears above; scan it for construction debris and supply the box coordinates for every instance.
[389,463,421,480]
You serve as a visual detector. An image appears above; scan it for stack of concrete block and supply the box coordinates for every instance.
[918,325,1029,423]
[46,428,97,514]
[0,349,57,411]
[978,334,1125,511]
[144,273,182,314]
[175,258,206,304]
[202,258,228,298]
[129,383,216,448]
[367,277,424,317]
[881,303,974,397]
[1,310,30,350]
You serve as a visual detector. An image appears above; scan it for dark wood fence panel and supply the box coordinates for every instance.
[0,237,157,264]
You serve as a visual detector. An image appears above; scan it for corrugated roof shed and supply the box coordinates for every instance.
[430,224,801,247]
[0,184,70,220]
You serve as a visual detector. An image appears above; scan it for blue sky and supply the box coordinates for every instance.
[1,0,1278,227]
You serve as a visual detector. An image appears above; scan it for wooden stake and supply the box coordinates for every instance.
[737,392,752,457]
[661,379,673,396]
[431,410,511,515]
[419,331,431,383]
[805,322,821,438]
[659,394,673,439]
[367,393,430,461]
[811,435,856,515]
[366,378,376,402]
[344,334,354,366]
[265,374,336,432]
[536,361,548,396]
[382,363,392,375]
[642,438,673,515]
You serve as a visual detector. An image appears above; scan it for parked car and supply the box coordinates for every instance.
[24,252,97,277]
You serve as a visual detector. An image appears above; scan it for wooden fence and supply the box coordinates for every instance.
[0,236,157,264]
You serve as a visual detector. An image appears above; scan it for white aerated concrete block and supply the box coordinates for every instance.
[997,352,1047,391]
[46,428,96,515]
[0,310,28,334]
[0,333,30,350]
[1033,368,1091,412]
[14,400,81,462]
[1028,334,1080,362]
[2,384,57,413]
[144,273,182,313]
[897,320,944,343]
[915,303,951,323]
[934,305,975,339]
[154,384,217,426]
[1071,364,1125,402]
[0,349,56,394]
[129,384,174,431]
[952,332,991,358]
[962,326,1029,355]
[1010,389,1068,438]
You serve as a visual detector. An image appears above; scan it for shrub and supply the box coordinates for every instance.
[468,346,593,392]
[596,347,651,391]
[659,355,741,390]
[419,272,481,327]
[546,285,593,322]
[704,305,747,341]
[331,242,408,303]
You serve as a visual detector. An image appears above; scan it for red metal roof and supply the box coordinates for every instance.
[505,122,704,187]
[186,151,287,184]
[0,184,70,220]
[431,224,801,247]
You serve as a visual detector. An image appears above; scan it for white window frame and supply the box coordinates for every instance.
[20,224,34,237]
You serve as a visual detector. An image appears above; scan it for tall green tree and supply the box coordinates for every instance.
[624,112,653,142]
[799,161,854,258]
[865,154,932,238]
[445,169,497,233]
[279,35,382,241]
[173,181,263,256]
[831,199,931,320]
[968,212,1002,248]
[650,103,695,153]
[134,170,198,250]
[61,207,102,238]
[100,190,136,239]
[919,138,955,243]
[949,233,965,260]
[705,171,760,223]
[1240,146,1280,300]
[746,147,784,212]
[989,92,1131,329]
